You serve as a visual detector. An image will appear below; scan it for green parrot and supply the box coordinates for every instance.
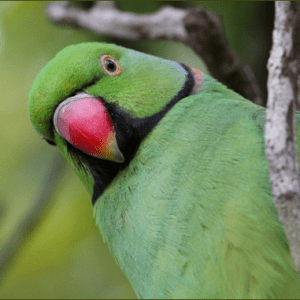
[28,42,300,299]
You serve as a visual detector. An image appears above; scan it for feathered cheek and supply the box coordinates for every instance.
[53,92,124,163]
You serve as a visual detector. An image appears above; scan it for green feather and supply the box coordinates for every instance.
[29,42,300,298]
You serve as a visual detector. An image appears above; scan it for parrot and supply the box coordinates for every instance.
[28,42,300,299]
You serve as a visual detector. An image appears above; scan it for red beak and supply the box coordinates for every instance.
[53,92,124,163]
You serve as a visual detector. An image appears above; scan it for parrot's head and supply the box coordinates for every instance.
[29,42,202,201]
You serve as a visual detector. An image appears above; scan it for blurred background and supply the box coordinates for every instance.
[0,1,274,298]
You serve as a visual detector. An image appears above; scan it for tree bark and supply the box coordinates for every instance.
[266,1,300,273]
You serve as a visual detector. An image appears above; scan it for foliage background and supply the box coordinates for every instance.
[0,1,273,298]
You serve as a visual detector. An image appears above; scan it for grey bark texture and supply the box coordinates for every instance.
[266,1,300,273]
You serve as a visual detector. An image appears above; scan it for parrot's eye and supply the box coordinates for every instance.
[101,55,122,76]
[104,59,116,72]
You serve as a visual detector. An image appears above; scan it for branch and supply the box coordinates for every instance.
[266,1,300,273]
[183,8,264,106]
[47,1,187,41]
[0,152,67,282]
[46,1,263,105]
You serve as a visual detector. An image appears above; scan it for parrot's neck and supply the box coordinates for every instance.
[93,78,211,298]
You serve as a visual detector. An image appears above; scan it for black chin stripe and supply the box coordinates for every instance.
[66,63,195,205]
[131,63,194,139]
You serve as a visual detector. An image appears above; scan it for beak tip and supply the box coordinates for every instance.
[112,141,125,163]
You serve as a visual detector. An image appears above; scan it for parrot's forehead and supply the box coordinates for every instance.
[58,42,125,59]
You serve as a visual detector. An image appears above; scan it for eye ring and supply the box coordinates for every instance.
[101,55,122,76]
